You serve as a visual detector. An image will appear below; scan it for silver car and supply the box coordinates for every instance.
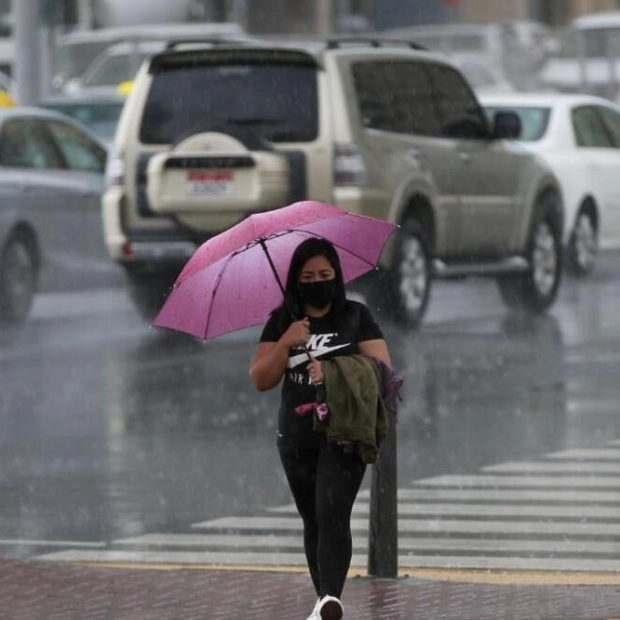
[0,108,111,324]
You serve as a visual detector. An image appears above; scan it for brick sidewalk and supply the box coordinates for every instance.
[2,559,620,620]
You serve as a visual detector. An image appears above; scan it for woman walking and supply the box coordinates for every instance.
[249,237,392,620]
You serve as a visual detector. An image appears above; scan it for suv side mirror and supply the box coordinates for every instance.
[491,111,521,140]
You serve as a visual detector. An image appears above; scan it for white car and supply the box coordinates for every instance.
[481,92,620,275]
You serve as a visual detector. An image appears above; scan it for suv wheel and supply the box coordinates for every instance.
[567,205,597,276]
[125,271,177,322]
[498,191,562,312]
[0,235,37,324]
[388,219,432,328]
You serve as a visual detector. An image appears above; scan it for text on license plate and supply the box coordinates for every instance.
[186,171,234,196]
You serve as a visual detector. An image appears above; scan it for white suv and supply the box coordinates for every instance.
[103,38,564,326]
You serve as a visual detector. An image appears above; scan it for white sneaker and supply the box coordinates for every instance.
[306,597,321,620]
[317,595,343,620]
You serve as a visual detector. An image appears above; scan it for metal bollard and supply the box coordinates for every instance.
[367,408,398,578]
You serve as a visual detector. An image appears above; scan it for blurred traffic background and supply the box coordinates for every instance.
[7,1,620,106]
[3,0,620,308]
[3,0,620,578]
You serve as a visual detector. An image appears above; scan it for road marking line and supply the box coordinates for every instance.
[35,549,366,566]
[567,400,620,414]
[190,515,620,536]
[32,559,620,587]
[547,448,620,460]
[357,488,620,502]
[412,474,620,488]
[272,500,620,519]
[109,532,620,556]
[0,539,106,548]
[353,502,620,519]
[35,550,620,573]
[482,461,620,473]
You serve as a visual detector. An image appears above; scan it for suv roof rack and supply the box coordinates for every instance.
[164,37,258,51]
[325,37,426,51]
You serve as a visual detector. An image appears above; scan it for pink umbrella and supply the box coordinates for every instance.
[152,200,397,339]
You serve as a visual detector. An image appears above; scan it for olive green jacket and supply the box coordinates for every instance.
[315,355,388,464]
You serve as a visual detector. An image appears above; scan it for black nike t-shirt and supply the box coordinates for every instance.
[259,300,384,450]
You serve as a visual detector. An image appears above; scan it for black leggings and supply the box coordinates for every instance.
[279,438,366,598]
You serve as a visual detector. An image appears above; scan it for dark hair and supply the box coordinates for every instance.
[272,237,347,328]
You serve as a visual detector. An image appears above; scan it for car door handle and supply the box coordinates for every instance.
[459,151,472,163]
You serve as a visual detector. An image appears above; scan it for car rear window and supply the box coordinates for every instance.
[140,61,318,145]
[484,105,551,141]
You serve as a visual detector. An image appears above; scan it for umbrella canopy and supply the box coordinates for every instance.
[152,201,397,339]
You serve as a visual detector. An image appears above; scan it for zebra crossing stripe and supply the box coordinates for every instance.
[567,400,620,414]
[191,515,620,536]
[482,461,620,473]
[357,488,620,502]
[269,501,620,519]
[547,448,620,460]
[35,549,339,566]
[109,533,620,556]
[412,474,620,488]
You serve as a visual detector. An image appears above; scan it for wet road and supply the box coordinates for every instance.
[1,255,620,569]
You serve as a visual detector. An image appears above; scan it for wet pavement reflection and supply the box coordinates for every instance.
[0,254,620,556]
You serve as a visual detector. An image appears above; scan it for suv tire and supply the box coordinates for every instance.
[497,190,563,312]
[0,235,37,324]
[387,218,432,328]
[125,270,177,322]
[566,203,597,277]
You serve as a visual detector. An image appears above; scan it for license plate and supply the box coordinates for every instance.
[186,171,234,197]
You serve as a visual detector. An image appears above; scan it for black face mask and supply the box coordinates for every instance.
[298,279,337,310]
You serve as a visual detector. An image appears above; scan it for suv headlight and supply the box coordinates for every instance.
[334,143,368,186]
[105,147,126,188]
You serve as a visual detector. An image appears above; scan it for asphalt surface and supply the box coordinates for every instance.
[2,254,620,618]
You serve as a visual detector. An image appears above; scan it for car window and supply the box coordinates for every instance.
[596,106,620,147]
[45,120,107,173]
[427,64,488,139]
[572,106,614,148]
[54,41,112,83]
[84,54,136,87]
[41,101,124,143]
[352,60,440,137]
[140,61,318,145]
[0,118,64,169]
[484,106,551,141]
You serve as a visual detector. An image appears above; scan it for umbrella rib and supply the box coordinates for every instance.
[203,250,239,338]
[287,228,380,270]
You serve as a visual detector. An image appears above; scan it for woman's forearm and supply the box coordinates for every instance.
[249,340,291,391]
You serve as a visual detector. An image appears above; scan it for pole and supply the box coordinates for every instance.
[577,29,587,93]
[39,24,54,99]
[367,407,398,578]
[77,0,95,30]
[316,0,333,36]
[608,31,618,101]
[13,0,41,105]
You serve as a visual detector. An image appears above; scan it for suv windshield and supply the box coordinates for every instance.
[140,61,318,145]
